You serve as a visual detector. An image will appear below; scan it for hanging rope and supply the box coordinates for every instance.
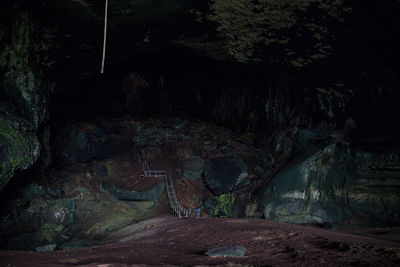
[101,0,109,74]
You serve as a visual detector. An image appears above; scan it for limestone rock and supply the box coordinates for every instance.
[183,158,204,180]
[0,11,49,191]
[256,144,400,227]
[35,244,57,252]
[204,157,249,195]
[40,198,76,225]
[205,245,246,257]
[269,128,295,164]
[0,114,40,191]
[57,123,128,163]
[102,182,165,202]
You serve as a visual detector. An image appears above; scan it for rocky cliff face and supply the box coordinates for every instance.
[0,9,49,191]
[256,143,400,227]
[0,116,399,251]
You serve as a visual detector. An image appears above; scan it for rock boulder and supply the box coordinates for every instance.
[183,158,204,180]
[204,157,249,195]
[256,144,400,227]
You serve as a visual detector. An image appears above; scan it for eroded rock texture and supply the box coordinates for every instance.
[204,157,249,195]
[256,144,400,227]
[0,11,49,191]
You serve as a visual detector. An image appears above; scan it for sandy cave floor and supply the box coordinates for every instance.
[1,217,400,266]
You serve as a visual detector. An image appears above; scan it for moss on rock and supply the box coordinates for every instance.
[0,9,49,192]
[213,192,235,218]
[0,114,40,191]
[84,201,157,237]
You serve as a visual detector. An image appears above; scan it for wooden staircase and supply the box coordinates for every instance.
[138,150,192,218]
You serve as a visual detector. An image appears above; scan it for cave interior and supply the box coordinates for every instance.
[0,0,400,264]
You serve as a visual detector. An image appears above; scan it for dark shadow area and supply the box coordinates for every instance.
[49,43,400,139]
[0,165,41,215]
[49,46,266,126]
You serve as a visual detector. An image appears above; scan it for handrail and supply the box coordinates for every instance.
[137,149,197,218]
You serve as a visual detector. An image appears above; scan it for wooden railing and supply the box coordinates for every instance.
[138,149,195,218]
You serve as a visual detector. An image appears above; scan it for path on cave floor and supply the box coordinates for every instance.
[1,217,399,266]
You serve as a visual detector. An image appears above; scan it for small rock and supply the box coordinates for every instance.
[205,245,246,257]
[35,244,57,252]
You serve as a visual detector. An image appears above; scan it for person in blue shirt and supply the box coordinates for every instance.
[195,208,200,219]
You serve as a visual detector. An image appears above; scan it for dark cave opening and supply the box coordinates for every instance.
[49,46,400,141]
[49,46,265,126]
[0,164,42,215]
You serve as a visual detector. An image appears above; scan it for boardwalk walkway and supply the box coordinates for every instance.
[138,150,194,218]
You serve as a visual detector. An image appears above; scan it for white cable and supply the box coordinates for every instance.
[101,0,109,74]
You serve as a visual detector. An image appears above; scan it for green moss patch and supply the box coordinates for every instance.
[84,201,157,237]
[0,114,40,191]
[214,193,235,218]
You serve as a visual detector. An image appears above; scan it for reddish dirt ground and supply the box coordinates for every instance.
[1,217,399,266]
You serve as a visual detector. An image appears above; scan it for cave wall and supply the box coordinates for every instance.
[0,5,50,191]
[1,0,400,192]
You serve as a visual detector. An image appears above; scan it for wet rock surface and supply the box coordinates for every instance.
[256,143,400,227]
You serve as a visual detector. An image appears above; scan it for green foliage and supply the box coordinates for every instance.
[41,223,65,243]
[213,192,235,218]
[208,0,352,67]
